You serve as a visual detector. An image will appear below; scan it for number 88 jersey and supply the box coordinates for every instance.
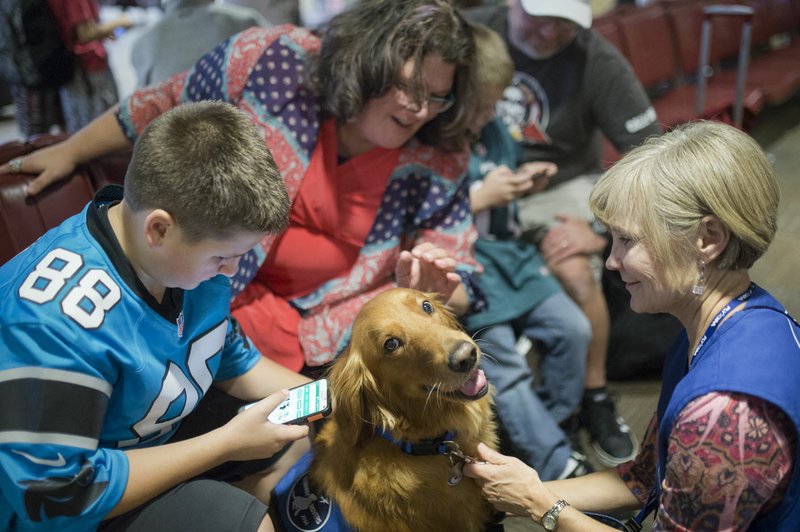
[0,193,259,529]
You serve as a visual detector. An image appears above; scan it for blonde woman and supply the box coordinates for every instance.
[465,121,799,531]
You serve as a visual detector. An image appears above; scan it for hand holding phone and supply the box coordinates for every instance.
[517,162,556,196]
[240,379,331,425]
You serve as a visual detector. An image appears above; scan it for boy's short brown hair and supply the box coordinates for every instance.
[124,101,289,242]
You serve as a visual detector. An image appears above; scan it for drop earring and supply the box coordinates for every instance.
[692,260,706,296]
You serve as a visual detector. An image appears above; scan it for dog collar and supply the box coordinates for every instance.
[376,428,456,456]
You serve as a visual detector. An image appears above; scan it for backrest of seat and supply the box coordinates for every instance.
[665,0,751,78]
[593,11,627,57]
[0,134,130,265]
[0,169,96,265]
[616,4,680,89]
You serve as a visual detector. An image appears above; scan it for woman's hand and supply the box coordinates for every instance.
[220,390,309,462]
[0,142,80,196]
[463,443,559,520]
[395,243,461,303]
[1,109,132,196]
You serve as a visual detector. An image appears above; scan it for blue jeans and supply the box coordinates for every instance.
[473,291,590,480]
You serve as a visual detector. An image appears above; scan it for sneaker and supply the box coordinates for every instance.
[580,389,639,467]
[557,450,594,480]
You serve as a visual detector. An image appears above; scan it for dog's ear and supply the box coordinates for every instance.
[330,344,386,446]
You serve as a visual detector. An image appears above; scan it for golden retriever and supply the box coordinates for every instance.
[309,288,499,532]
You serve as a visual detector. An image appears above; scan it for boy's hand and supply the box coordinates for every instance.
[222,390,309,462]
[480,165,531,209]
[469,162,557,213]
[515,161,556,196]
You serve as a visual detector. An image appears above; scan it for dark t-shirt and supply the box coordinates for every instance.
[464,5,661,187]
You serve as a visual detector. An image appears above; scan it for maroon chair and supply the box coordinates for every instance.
[0,134,130,265]
[716,0,800,107]
[593,10,628,57]
[614,3,713,128]
[661,1,766,127]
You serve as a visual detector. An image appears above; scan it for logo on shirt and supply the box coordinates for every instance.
[176,311,184,338]
[495,72,551,145]
[13,450,66,467]
[21,462,108,522]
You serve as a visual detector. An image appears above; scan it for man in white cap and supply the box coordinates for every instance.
[464,0,660,470]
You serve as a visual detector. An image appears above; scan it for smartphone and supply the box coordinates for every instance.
[240,379,331,425]
[521,170,549,197]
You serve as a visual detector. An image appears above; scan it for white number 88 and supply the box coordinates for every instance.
[19,248,121,329]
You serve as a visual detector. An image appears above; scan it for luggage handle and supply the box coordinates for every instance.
[695,4,754,128]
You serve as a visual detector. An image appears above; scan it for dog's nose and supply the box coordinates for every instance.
[448,341,477,373]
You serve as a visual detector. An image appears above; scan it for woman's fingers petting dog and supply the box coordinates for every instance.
[463,443,548,518]
[395,244,460,301]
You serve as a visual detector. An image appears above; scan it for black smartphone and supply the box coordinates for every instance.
[240,379,332,425]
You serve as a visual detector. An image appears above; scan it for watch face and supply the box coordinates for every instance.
[542,513,557,531]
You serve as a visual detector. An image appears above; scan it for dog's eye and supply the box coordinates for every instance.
[384,337,402,352]
[421,300,433,314]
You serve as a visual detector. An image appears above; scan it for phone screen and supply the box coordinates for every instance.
[267,379,330,425]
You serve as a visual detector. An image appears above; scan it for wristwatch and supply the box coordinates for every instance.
[541,499,569,531]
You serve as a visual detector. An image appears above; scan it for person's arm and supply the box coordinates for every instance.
[653,392,795,530]
[408,161,486,316]
[0,108,132,195]
[75,16,132,43]
[588,34,662,153]
[111,390,307,517]
[8,25,281,195]
[114,329,313,517]
[463,444,639,531]
[214,356,310,402]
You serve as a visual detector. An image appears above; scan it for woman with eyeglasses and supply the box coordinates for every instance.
[5,0,484,373]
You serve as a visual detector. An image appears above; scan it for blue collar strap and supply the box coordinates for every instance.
[376,428,456,456]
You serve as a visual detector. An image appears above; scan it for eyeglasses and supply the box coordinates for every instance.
[394,82,456,114]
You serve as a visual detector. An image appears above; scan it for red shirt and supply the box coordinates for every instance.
[46,0,109,73]
[234,119,399,370]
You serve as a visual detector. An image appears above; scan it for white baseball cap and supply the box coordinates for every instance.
[520,0,593,29]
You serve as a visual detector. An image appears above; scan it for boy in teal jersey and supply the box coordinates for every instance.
[0,101,310,531]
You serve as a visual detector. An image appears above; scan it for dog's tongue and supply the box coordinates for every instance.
[459,368,487,397]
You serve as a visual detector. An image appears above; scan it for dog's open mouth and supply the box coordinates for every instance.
[457,368,489,399]
[425,368,489,400]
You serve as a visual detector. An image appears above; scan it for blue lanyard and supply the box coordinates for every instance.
[689,284,754,370]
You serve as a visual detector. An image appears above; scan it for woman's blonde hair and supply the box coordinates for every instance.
[590,120,779,274]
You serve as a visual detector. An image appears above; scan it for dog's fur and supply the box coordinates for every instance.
[309,288,499,532]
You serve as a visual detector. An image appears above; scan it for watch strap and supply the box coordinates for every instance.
[542,498,570,531]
